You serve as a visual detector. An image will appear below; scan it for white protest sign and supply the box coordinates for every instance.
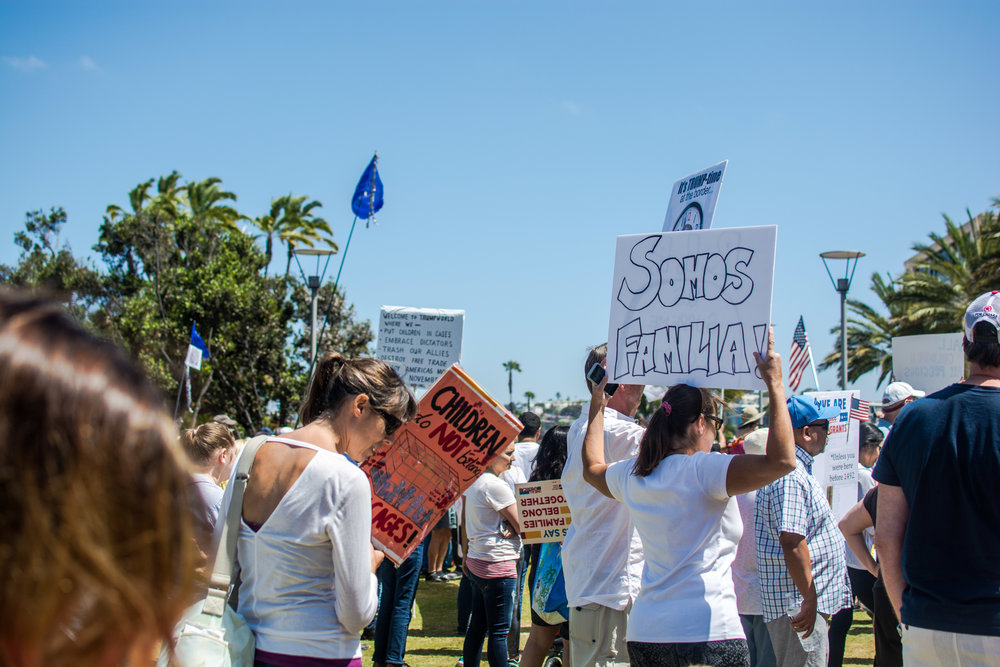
[607,226,777,391]
[892,333,965,394]
[662,160,728,231]
[514,479,571,544]
[376,306,464,388]
[806,390,859,520]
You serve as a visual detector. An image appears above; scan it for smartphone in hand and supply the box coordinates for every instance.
[586,363,619,396]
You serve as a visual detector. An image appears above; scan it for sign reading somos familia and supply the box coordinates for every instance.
[607,226,777,391]
[377,306,464,388]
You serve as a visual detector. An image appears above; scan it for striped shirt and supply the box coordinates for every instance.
[754,446,851,622]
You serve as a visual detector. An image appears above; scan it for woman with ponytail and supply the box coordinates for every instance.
[581,328,796,667]
[229,352,416,667]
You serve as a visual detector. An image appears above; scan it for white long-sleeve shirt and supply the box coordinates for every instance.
[221,438,378,659]
[561,407,645,610]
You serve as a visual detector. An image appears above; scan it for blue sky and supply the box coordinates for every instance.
[2,2,998,406]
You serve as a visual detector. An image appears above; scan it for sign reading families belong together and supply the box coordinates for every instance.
[607,226,777,391]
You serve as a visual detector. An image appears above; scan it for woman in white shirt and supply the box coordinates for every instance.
[461,441,522,667]
[230,353,416,667]
[581,329,795,667]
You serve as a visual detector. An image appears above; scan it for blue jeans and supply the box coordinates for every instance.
[739,614,776,667]
[462,569,517,667]
[373,542,424,664]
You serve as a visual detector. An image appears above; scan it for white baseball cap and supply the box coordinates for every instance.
[964,290,1000,343]
[882,381,925,407]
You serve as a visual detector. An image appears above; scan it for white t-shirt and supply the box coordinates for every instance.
[845,464,877,570]
[562,408,645,609]
[464,471,521,563]
[512,440,540,481]
[606,451,744,643]
[222,438,378,659]
[733,489,763,615]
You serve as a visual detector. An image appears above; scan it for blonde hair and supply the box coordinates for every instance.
[0,291,197,666]
[181,422,236,466]
[299,352,417,425]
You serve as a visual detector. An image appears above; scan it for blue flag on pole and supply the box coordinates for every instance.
[351,154,384,222]
[185,322,210,370]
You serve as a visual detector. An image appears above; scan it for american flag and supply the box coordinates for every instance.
[850,396,871,422]
[788,316,812,392]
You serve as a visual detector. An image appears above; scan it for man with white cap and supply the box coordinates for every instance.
[877,382,925,437]
[755,396,851,666]
[874,290,1000,666]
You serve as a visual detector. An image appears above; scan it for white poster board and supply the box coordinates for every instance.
[607,226,777,391]
[376,306,464,388]
[662,160,728,231]
[514,479,572,544]
[806,390,859,520]
[892,333,965,394]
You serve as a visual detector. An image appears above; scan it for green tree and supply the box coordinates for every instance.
[524,390,535,410]
[0,207,103,319]
[252,194,336,277]
[502,360,522,410]
[184,176,243,230]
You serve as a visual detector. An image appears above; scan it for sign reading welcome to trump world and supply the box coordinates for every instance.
[607,226,777,391]
[662,160,728,232]
[376,306,464,388]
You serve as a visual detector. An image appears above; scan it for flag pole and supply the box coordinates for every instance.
[810,354,821,392]
[173,365,188,420]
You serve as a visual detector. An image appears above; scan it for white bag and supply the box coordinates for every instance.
[158,436,268,666]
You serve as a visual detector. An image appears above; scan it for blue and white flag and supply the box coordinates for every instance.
[185,322,210,370]
[351,153,384,223]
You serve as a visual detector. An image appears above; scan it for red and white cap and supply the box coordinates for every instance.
[964,290,1000,343]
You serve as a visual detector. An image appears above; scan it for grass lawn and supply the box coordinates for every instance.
[360,577,877,666]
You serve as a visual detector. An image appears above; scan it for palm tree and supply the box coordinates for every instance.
[184,177,243,230]
[524,390,535,411]
[251,195,336,277]
[892,209,1000,333]
[819,273,918,388]
[502,360,521,410]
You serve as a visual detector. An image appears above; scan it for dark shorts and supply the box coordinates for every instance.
[627,638,749,667]
[433,505,457,530]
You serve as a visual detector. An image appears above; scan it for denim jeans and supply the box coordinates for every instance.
[373,542,424,664]
[462,569,517,667]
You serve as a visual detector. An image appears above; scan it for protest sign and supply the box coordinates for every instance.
[376,306,464,388]
[607,226,777,391]
[662,160,728,231]
[891,333,965,394]
[362,364,522,565]
[806,390,860,520]
[514,479,571,544]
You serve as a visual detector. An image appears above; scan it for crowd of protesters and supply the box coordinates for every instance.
[2,287,997,667]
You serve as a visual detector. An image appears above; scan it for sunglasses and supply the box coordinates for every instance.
[702,412,724,430]
[807,419,830,430]
[372,407,403,437]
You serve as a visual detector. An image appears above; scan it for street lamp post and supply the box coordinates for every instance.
[292,248,336,369]
[819,250,866,390]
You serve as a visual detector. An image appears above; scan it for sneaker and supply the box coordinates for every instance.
[455,661,464,667]
[425,571,444,582]
[440,571,462,581]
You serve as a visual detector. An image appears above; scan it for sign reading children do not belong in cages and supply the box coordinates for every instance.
[607,226,777,391]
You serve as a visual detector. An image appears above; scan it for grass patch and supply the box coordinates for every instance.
[360,577,877,666]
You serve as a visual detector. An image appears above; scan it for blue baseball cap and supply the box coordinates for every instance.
[786,395,841,429]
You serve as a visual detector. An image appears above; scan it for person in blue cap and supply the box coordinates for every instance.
[754,395,852,667]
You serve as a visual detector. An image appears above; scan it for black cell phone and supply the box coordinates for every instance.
[586,362,619,396]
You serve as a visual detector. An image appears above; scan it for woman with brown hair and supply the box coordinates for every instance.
[180,421,238,553]
[581,329,796,667]
[0,290,198,666]
[228,352,417,667]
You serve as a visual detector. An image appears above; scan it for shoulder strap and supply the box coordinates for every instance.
[202,434,269,617]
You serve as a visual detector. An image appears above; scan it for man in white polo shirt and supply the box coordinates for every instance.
[562,343,645,666]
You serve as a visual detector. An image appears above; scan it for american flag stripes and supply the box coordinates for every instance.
[788,316,812,392]
[850,396,871,422]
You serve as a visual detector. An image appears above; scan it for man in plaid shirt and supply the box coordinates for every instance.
[755,395,852,666]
